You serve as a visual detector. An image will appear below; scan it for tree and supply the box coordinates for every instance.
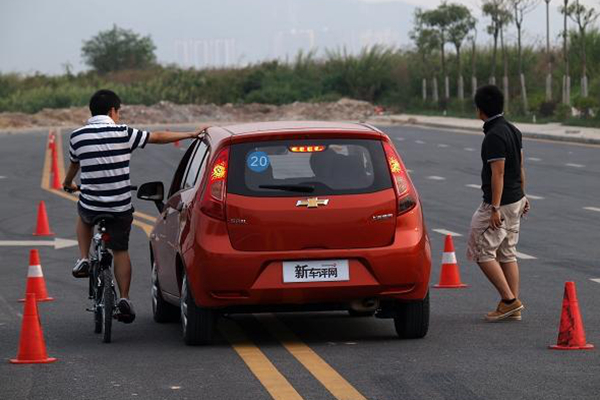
[410,9,441,102]
[560,1,571,104]
[469,31,478,98]
[544,0,553,101]
[512,0,539,114]
[420,4,452,101]
[565,1,599,97]
[482,0,513,85]
[82,25,156,74]
[445,3,476,101]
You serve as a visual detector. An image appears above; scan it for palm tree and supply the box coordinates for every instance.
[544,0,553,101]
[445,3,476,101]
[560,0,570,105]
[482,0,513,85]
[565,0,599,97]
[512,0,539,114]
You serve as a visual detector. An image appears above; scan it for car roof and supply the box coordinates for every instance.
[220,121,380,136]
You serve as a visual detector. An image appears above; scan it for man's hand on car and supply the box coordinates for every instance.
[195,126,209,138]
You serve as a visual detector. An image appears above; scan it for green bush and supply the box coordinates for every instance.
[573,96,599,118]
[555,103,572,121]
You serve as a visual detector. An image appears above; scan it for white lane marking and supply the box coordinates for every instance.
[437,144,449,148]
[464,147,475,152]
[566,163,585,168]
[590,279,600,284]
[0,176,5,179]
[516,252,537,260]
[415,140,426,144]
[432,229,463,237]
[527,157,542,162]
[395,137,405,141]
[584,207,600,213]
[466,184,480,189]
[0,294,22,319]
[526,195,544,200]
[427,176,446,181]
[407,169,414,173]
[0,238,78,249]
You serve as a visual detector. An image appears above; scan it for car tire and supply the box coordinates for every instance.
[151,261,180,323]
[180,273,215,345]
[393,292,429,339]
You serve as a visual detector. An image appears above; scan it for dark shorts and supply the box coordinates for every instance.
[78,203,134,251]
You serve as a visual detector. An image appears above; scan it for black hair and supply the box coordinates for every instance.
[89,89,121,116]
[474,85,504,118]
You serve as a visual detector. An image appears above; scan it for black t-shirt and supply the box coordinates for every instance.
[480,116,525,205]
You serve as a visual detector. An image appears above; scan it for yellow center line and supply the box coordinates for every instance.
[40,129,363,400]
[256,314,368,400]
[41,130,155,236]
[219,318,304,400]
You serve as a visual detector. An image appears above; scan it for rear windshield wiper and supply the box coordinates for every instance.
[258,184,315,193]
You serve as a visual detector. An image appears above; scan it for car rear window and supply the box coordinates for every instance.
[228,139,392,197]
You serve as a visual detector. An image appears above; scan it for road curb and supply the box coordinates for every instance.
[370,116,600,146]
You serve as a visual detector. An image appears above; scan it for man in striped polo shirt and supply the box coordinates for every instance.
[63,89,206,323]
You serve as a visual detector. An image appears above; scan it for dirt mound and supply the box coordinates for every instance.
[0,98,375,130]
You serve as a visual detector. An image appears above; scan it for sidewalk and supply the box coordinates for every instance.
[371,114,600,145]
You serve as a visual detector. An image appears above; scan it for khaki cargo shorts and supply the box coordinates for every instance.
[467,197,527,263]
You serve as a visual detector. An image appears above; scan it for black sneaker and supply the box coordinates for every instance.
[116,298,136,323]
[72,259,90,278]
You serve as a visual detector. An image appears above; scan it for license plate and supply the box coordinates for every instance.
[282,260,350,283]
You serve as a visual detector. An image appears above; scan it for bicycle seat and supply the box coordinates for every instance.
[92,214,115,225]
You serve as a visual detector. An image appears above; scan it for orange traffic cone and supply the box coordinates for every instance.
[51,152,61,190]
[549,282,594,350]
[48,132,56,151]
[33,201,54,236]
[19,249,54,302]
[10,293,57,364]
[434,234,468,289]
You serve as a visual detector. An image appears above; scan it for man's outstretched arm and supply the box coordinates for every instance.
[63,161,80,191]
[147,127,208,144]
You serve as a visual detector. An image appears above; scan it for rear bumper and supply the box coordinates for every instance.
[181,206,431,309]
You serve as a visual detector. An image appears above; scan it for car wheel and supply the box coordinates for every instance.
[180,273,215,345]
[393,292,429,339]
[151,261,180,323]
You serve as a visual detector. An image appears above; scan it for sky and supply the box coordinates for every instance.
[0,0,598,75]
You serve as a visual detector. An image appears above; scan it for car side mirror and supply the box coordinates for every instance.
[137,181,165,213]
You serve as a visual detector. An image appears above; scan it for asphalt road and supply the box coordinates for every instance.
[0,124,599,400]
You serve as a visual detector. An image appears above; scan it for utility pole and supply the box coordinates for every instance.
[545,0,552,101]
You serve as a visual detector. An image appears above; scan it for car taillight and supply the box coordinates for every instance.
[289,145,326,153]
[200,147,229,220]
[383,141,417,215]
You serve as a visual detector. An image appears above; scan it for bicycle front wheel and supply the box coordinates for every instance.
[101,268,115,343]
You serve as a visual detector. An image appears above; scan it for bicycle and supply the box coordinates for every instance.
[65,185,137,343]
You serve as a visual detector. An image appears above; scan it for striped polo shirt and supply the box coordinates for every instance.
[69,115,150,213]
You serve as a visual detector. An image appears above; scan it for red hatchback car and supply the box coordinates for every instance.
[137,121,431,345]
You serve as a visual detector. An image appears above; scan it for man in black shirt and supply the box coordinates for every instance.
[466,85,530,322]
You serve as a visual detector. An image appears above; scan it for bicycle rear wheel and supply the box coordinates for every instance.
[92,269,102,333]
[101,268,115,343]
